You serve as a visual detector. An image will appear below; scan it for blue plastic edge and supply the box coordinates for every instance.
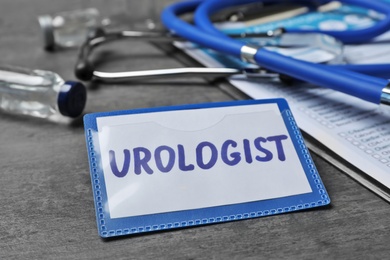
[83,98,330,238]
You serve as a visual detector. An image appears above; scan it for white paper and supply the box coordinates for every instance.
[179,32,390,191]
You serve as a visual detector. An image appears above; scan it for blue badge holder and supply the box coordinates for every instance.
[84,98,330,238]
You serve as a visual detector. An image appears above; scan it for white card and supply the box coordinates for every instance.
[84,99,329,237]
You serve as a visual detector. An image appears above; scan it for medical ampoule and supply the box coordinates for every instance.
[0,65,86,119]
[38,2,161,50]
[38,8,101,50]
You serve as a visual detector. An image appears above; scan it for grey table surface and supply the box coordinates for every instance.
[1,1,390,259]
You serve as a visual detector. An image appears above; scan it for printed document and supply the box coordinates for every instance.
[176,3,390,198]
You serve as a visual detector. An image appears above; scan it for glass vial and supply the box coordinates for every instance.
[38,8,101,50]
[0,65,86,119]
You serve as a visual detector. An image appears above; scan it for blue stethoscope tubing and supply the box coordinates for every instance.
[161,0,390,105]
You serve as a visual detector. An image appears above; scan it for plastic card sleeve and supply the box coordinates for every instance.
[83,99,330,238]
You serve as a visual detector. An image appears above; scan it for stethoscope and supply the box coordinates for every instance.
[74,28,276,82]
[74,27,339,83]
[75,0,390,107]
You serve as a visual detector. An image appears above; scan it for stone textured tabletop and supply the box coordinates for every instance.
[1,1,389,259]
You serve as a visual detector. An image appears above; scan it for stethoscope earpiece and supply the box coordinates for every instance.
[75,60,94,81]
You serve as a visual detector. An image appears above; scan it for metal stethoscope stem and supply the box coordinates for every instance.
[92,67,280,82]
[75,29,182,81]
[74,27,335,82]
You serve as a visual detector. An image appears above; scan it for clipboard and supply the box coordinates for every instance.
[83,99,330,238]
